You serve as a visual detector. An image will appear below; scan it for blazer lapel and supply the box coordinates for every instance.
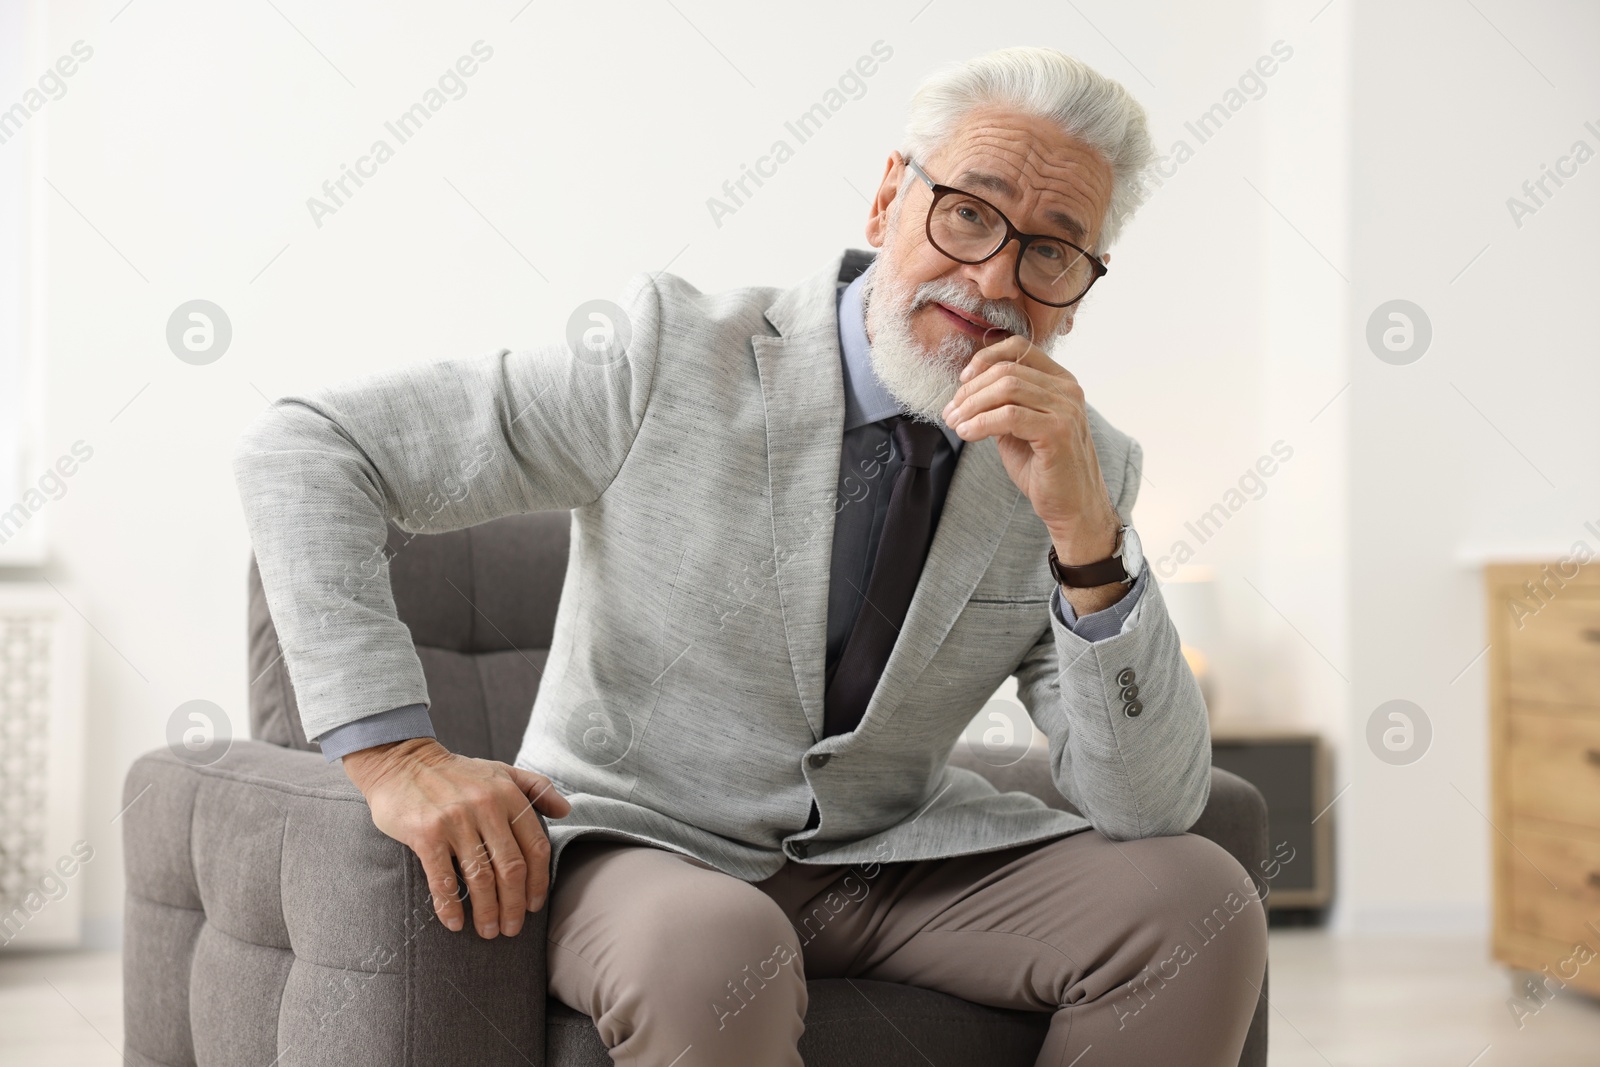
[754,254,1026,743]
[753,259,848,740]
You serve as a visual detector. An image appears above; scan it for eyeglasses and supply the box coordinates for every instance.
[903,158,1107,308]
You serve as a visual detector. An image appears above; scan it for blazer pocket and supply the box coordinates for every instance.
[951,597,1053,641]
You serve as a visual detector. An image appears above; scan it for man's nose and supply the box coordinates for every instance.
[963,241,1024,305]
[948,269,1027,336]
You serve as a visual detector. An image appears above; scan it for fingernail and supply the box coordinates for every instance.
[531,896,547,912]
[446,916,462,932]
[505,922,521,937]
[483,922,499,937]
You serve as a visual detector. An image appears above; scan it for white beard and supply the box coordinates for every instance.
[860,260,1052,427]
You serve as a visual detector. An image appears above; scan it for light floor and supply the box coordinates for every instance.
[1264,930,1600,1066]
[1,933,1597,1065]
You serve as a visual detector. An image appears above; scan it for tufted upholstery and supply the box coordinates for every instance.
[121,743,548,1067]
[122,511,1267,1066]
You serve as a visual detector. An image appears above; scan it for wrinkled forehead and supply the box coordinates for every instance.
[921,107,1114,249]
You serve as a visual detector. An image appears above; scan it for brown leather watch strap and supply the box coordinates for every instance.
[1048,543,1131,588]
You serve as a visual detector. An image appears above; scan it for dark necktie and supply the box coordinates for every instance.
[822,414,945,737]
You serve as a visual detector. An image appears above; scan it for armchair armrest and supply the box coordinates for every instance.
[122,740,549,1067]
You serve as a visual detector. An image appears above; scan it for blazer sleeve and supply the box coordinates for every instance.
[233,274,664,742]
[1010,432,1212,840]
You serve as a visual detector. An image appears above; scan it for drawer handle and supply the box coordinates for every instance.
[1583,628,1600,643]
[1590,872,1600,892]
[1587,749,1600,768]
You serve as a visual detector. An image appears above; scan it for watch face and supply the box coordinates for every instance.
[1120,526,1144,579]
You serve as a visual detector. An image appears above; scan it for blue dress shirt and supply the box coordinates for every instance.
[316,269,1146,761]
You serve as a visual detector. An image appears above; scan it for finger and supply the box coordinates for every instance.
[952,402,1057,445]
[508,767,573,817]
[948,361,1064,418]
[959,347,1062,398]
[452,831,502,938]
[416,840,466,933]
[477,811,529,938]
[946,375,1058,429]
[961,335,1060,384]
[504,789,553,915]
[959,336,1030,384]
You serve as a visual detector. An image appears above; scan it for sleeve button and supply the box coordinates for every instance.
[807,753,831,769]
[1120,684,1139,701]
[1117,668,1136,687]
[1124,700,1144,718]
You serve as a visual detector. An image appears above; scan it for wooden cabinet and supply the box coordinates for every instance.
[1487,563,1600,997]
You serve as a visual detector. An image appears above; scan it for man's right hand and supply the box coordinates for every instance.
[341,737,572,939]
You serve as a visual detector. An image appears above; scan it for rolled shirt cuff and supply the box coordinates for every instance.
[1051,563,1150,643]
[315,702,436,762]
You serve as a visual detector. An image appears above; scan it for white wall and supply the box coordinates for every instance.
[1346,0,1600,932]
[11,0,1586,947]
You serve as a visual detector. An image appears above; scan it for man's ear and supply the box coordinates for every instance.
[865,151,906,249]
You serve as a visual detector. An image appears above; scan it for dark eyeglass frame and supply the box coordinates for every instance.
[904,157,1108,308]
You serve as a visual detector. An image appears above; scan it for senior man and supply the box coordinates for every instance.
[236,46,1266,1067]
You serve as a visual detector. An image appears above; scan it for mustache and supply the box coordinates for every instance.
[910,280,1033,344]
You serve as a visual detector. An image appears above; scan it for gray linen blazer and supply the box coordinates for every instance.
[233,249,1211,883]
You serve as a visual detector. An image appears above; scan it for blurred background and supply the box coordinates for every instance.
[1,0,1597,1063]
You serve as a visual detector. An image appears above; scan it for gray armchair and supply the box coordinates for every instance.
[122,512,1269,1066]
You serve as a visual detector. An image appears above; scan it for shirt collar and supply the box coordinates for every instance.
[836,269,965,453]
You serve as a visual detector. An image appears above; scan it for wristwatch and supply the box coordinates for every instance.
[1048,525,1143,588]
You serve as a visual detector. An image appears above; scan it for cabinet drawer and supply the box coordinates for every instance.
[1508,713,1600,830]
[1504,592,1600,709]
[1507,827,1600,946]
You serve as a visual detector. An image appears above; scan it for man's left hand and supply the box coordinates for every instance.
[941,335,1127,612]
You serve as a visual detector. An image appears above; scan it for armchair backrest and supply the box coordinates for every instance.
[247,512,572,764]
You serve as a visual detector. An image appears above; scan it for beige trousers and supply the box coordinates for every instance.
[546,829,1267,1067]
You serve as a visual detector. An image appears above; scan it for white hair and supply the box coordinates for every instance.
[899,47,1156,252]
